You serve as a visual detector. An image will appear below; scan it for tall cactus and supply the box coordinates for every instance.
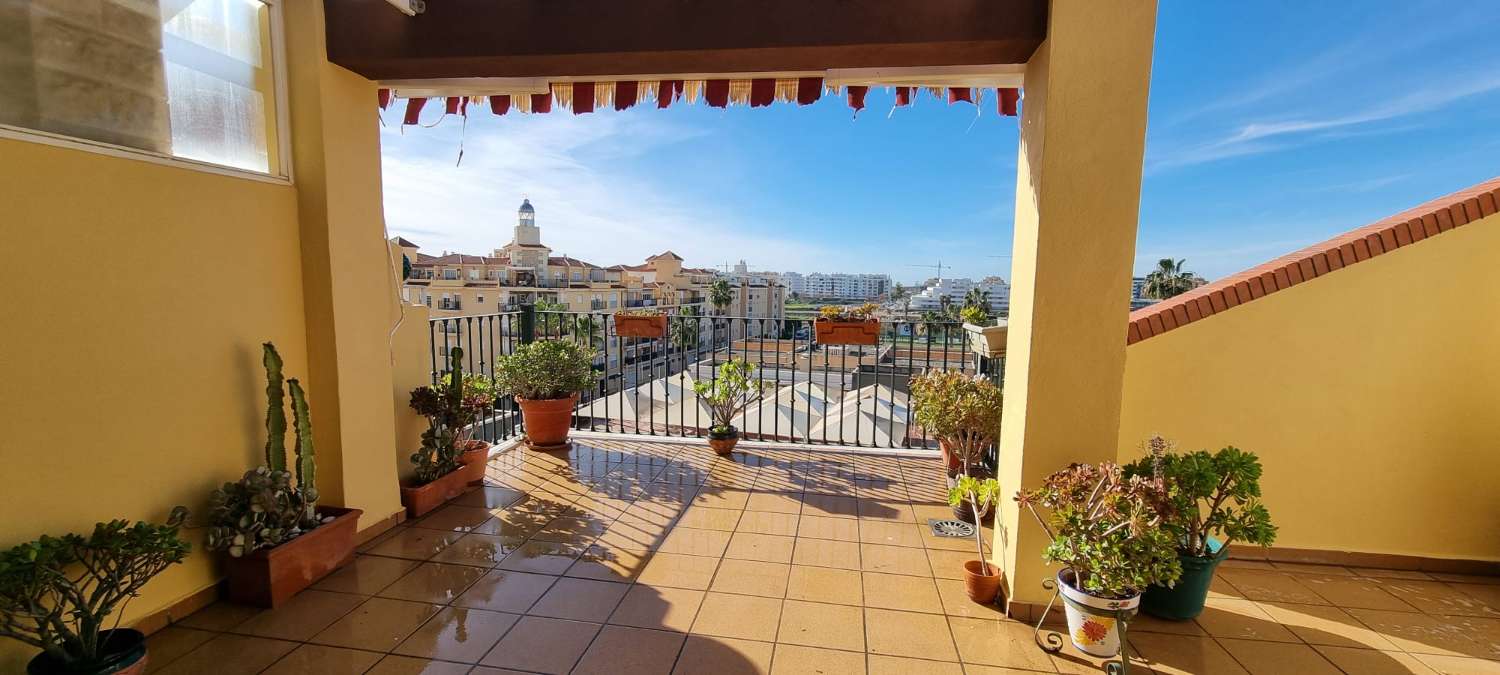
[287,377,318,524]
[444,347,465,433]
[263,343,287,472]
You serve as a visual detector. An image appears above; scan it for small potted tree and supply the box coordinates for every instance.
[410,348,497,486]
[495,340,596,450]
[1,508,189,675]
[693,358,761,455]
[948,475,1003,604]
[207,343,362,607]
[1017,462,1181,658]
[614,308,668,338]
[813,303,880,345]
[1123,437,1277,620]
[910,370,1002,521]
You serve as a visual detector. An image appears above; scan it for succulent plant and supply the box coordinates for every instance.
[408,347,497,484]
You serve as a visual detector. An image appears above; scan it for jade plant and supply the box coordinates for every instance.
[409,347,496,484]
[1017,462,1181,598]
[0,508,189,670]
[910,370,1003,475]
[1123,436,1277,558]
[693,358,761,434]
[949,475,1001,575]
[494,340,596,401]
[206,343,323,558]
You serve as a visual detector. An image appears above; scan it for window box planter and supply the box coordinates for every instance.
[222,506,363,608]
[614,313,667,338]
[814,318,879,345]
[963,321,1008,358]
[401,467,470,519]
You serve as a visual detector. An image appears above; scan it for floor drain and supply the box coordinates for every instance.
[928,518,975,538]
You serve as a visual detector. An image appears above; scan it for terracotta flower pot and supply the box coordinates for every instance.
[222,507,362,608]
[401,467,470,519]
[519,394,579,447]
[962,559,1004,605]
[27,628,148,675]
[707,426,740,455]
[614,313,667,338]
[813,318,879,345]
[457,440,490,485]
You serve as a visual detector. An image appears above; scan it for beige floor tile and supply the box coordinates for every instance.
[1314,645,1440,675]
[866,654,964,675]
[1384,580,1500,618]
[235,589,365,641]
[1194,597,1302,642]
[475,509,551,539]
[531,516,612,544]
[673,635,774,674]
[798,514,861,541]
[572,494,635,520]
[659,527,735,557]
[865,607,958,661]
[945,616,1048,670]
[1127,632,1249,675]
[1451,615,1500,658]
[933,578,1006,620]
[1218,638,1343,674]
[1428,573,1500,586]
[310,597,442,652]
[1219,559,1278,571]
[313,555,419,595]
[787,565,864,605]
[694,488,753,509]
[429,532,525,567]
[1259,601,1401,649]
[1356,568,1439,581]
[691,592,784,641]
[392,606,518,663]
[1300,574,1421,611]
[770,643,866,674]
[738,511,801,537]
[638,551,722,590]
[802,494,860,518]
[678,506,745,531]
[152,634,299,675]
[711,559,792,597]
[143,626,216,671]
[777,599,865,651]
[480,615,601,674]
[573,624,687,675]
[1218,570,1329,605]
[262,644,382,674]
[377,561,488,604]
[860,520,926,548]
[858,499,917,523]
[863,571,944,613]
[1410,653,1500,675]
[411,505,499,533]
[528,576,630,622]
[1273,562,1356,576]
[364,528,464,561]
[746,491,804,514]
[369,655,474,674]
[793,538,862,570]
[453,569,557,613]
[174,601,262,632]
[861,543,933,576]
[565,544,653,582]
[1125,611,1207,636]
[610,584,706,632]
[495,540,585,575]
[1346,608,1488,657]
[726,532,797,563]
[925,549,975,580]
[451,485,526,509]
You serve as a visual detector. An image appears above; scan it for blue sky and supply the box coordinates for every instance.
[381,1,1500,286]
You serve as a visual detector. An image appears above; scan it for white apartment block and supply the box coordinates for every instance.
[908,276,1011,314]
[781,271,891,300]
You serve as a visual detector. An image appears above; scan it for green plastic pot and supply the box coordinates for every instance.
[1141,539,1228,621]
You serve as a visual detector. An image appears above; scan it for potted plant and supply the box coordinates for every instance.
[1123,437,1277,620]
[961,308,1007,358]
[813,303,880,345]
[206,343,362,607]
[1,508,189,675]
[948,475,1004,604]
[410,348,497,486]
[495,339,595,450]
[1017,462,1181,658]
[693,358,761,455]
[614,308,667,338]
[910,370,1002,521]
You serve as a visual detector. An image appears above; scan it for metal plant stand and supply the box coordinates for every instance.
[1033,578,1136,674]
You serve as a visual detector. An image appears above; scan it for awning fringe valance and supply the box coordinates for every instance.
[380,77,1020,124]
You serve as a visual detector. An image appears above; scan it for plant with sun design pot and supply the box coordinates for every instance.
[494,339,596,450]
[410,347,498,487]
[949,474,1004,604]
[1017,462,1181,658]
[693,357,761,455]
[1123,437,1276,621]
[1,508,189,675]
[910,370,1002,522]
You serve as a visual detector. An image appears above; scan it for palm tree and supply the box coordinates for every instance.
[962,287,990,312]
[670,306,702,352]
[709,278,734,315]
[1142,258,1203,300]
[938,294,953,317]
[891,283,912,320]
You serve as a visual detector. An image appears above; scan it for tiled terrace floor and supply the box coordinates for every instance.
[150,437,1500,674]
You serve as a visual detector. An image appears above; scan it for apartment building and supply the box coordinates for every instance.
[781,270,891,300]
[909,276,1011,315]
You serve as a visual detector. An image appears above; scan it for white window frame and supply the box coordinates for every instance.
[0,0,292,185]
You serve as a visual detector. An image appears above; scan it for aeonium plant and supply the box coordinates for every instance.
[1017,462,1182,599]
[1122,436,1277,558]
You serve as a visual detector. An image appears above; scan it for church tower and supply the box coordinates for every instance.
[514,198,541,246]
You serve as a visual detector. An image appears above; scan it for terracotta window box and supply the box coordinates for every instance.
[401,466,471,519]
[222,506,362,608]
[614,313,667,338]
[814,318,879,345]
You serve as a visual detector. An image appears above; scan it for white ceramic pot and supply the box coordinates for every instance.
[1058,570,1141,657]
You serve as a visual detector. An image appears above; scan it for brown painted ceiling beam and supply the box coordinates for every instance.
[324,0,1048,81]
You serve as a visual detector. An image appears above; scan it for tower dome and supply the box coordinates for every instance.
[513,198,541,246]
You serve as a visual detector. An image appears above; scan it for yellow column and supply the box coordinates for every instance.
[996,0,1159,606]
[281,1,405,525]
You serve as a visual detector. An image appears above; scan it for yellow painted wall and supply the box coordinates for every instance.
[0,139,306,670]
[1118,215,1500,562]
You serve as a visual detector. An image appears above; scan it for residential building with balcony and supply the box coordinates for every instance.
[910,276,1012,315]
[781,269,891,299]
